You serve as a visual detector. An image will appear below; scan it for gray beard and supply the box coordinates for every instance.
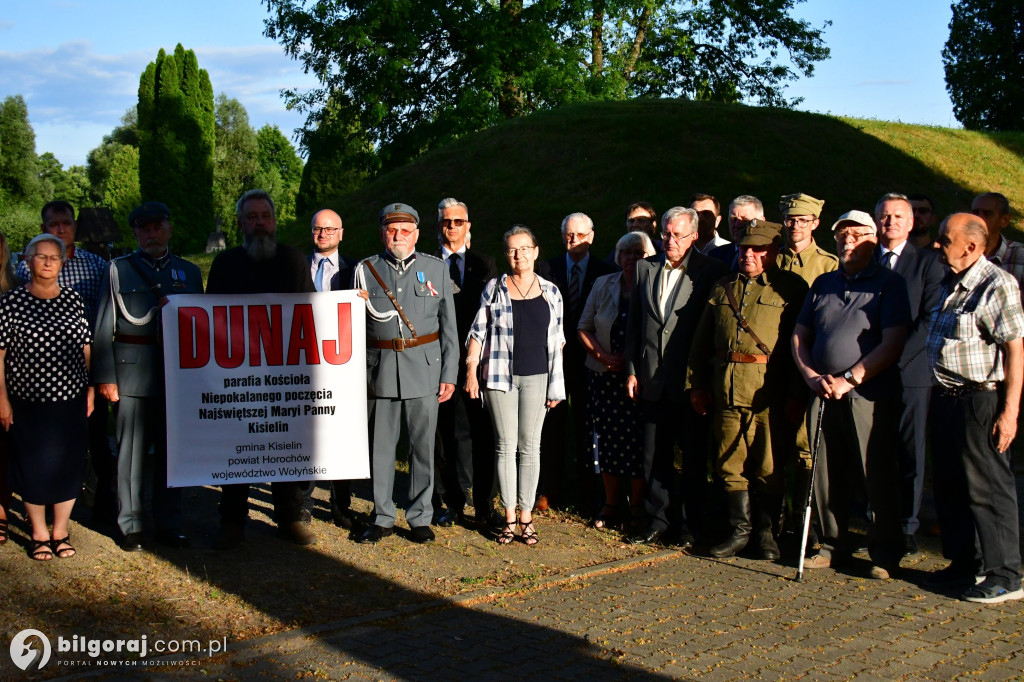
[245,233,277,262]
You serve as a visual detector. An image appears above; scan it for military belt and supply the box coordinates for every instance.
[115,333,158,345]
[370,331,439,351]
[717,350,769,364]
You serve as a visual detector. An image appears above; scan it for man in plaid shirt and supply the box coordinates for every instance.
[927,213,1024,604]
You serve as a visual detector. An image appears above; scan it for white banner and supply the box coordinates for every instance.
[162,291,369,487]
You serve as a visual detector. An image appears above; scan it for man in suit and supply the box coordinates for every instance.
[626,206,728,547]
[93,201,204,551]
[299,209,359,529]
[432,198,498,527]
[209,189,318,549]
[354,203,459,544]
[709,196,765,271]
[691,193,730,255]
[875,193,945,555]
[537,212,617,511]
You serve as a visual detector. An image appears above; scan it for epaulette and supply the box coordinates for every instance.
[817,247,839,262]
[417,252,445,265]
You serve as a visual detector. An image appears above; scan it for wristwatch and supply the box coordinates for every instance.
[843,369,861,386]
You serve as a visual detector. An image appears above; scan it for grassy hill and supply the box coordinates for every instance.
[275,99,1024,265]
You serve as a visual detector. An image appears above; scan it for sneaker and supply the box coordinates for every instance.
[960,578,1024,604]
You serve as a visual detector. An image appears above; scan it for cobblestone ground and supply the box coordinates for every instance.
[64,543,1024,681]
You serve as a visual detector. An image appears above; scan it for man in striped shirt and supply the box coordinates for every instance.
[927,213,1024,604]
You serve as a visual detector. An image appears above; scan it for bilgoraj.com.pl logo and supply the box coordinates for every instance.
[9,628,227,671]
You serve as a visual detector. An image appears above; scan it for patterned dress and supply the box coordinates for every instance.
[586,294,643,478]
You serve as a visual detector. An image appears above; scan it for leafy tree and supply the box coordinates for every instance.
[943,0,1024,131]
[263,0,830,169]
[103,145,142,246]
[138,44,215,253]
[0,95,41,203]
[86,107,139,204]
[38,153,90,206]
[213,94,259,244]
[255,124,303,222]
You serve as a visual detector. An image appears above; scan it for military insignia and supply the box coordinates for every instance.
[416,271,425,283]
[171,268,187,289]
[426,281,439,296]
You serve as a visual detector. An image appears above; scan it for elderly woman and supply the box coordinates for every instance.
[0,231,19,546]
[578,232,655,530]
[465,226,565,545]
[0,234,93,560]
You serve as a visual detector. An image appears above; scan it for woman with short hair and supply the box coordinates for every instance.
[0,233,93,560]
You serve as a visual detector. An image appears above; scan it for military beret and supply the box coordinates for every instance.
[779,193,824,218]
[830,210,876,232]
[738,219,783,247]
[128,201,170,228]
[379,202,420,227]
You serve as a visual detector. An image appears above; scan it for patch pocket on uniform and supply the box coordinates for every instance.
[118,346,141,365]
[953,311,976,339]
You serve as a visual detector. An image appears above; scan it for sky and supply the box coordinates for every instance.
[0,0,957,168]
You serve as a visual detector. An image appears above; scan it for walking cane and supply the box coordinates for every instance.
[795,399,826,582]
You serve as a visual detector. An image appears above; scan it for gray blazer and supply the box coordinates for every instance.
[626,251,727,403]
[578,271,625,373]
[357,251,459,400]
[92,252,204,397]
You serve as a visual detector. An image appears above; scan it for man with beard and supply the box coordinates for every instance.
[93,201,204,551]
[207,189,317,549]
[792,210,911,579]
[354,203,458,544]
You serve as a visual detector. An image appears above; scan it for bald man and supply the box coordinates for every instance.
[302,208,361,528]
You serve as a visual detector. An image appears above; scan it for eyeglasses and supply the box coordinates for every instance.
[505,246,537,257]
[834,230,876,243]
[661,231,695,243]
[440,219,467,227]
[565,232,592,242]
[783,217,816,228]
[312,227,339,235]
[384,226,417,237]
[32,255,62,264]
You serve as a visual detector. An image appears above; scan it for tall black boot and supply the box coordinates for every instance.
[709,491,752,558]
[752,491,781,561]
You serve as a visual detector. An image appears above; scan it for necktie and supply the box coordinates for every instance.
[882,251,895,269]
[449,253,462,289]
[568,263,581,312]
[314,257,326,292]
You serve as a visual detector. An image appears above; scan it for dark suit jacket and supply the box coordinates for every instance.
[538,252,618,384]
[308,252,358,291]
[876,242,944,387]
[626,250,728,403]
[708,243,739,271]
[436,249,498,352]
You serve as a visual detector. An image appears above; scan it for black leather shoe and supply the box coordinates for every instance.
[671,528,696,550]
[120,532,144,552]
[436,509,464,528]
[627,527,664,545]
[410,526,436,544]
[356,525,394,544]
[903,533,919,556]
[155,531,190,548]
[332,511,354,530]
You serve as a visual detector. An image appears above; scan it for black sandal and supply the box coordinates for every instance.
[28,539,53,561]
[0,519,8,545]
[591,505,618,530]
[51,536,76,559]
[519,519,539,546]
[497,522,516,545]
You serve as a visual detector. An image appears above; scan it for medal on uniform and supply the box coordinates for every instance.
[171,267,186,289]
[416,271,425,283]
[426,281,439,296]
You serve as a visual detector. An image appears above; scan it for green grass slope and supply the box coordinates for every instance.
[279,99,1024,264]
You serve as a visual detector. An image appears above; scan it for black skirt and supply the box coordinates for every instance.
[8,390,87,505]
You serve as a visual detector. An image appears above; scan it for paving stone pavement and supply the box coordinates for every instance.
[62,545,1024,681]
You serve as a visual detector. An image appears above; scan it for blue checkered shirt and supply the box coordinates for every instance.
[468,274,566,400]
[17,246,106,325]
[927,255,1024,388]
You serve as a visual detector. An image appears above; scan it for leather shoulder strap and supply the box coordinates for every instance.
[723,281,772,355]
[364,261,417,337]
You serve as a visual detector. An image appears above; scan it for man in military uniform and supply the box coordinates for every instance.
[93,201,204,551]
[687,221,808,559]
[354,203,459,544]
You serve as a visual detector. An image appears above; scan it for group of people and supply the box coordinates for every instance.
[1,188,1021,606]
